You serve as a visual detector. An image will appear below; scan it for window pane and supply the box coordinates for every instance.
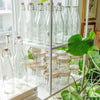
[7,0,11,10]
[0,0,12,10]
[0,0,12,32]
[0,0,4,10]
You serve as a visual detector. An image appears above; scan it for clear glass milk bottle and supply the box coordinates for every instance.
[70,0,80,35]
[26,3,35,42]
[6,35,14,61]
[18,2,26,39]
[14,36,25,88]
[2,48,15,94]
[63,0,72,40]
[34,3,40,39]
[46,3,58,45]
[45,3,50,45]
[35,3,40,25]
[56,3,64,44]
[36,3,46,44]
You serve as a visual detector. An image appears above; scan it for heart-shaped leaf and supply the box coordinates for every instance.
[68,34,82,43]
[61,90,82,100]
[67,32,95,56]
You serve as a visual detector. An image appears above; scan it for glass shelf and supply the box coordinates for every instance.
[23,40,68,50]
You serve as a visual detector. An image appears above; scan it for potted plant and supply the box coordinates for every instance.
[61,32,100,100]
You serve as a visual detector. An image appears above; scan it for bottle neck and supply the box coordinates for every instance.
[15,40,23,52]
[2,49,11,58]
[6,36,10,48]
[20,5,25,11]
[38,5,44,18]
[39,5,44,11]
[46,5,50,11]
[37,5,40,11]
[28,5,34,11]
[57,6,62,11]
[19,6,25,17]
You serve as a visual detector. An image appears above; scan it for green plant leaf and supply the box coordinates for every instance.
[79,59,83,71]
[57,46,68,50]
[86,86,100,97]
[89,45,100,69]
[95,89,100,96]
[61,90,82,100]
[27,47,34,59]
[84,32,95,41]
[70,59,75,65]
[68,34,82,43]
[67,32,95,56]
[67,40,94,56]
[72,82,80,93]
[40,0,47,2]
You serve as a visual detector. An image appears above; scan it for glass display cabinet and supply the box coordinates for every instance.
[0,0,90,99]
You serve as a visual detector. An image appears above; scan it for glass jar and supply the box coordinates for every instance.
[43,69,60,90]
[70,65,79,75]
[56,50,67,57]
[57,56,71,70]
[2,48,15,94]
[33,51,46,64]
[32,47,41,54]
[58,68,71,87]
[45,53,57,70]
[32,63,47,84]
